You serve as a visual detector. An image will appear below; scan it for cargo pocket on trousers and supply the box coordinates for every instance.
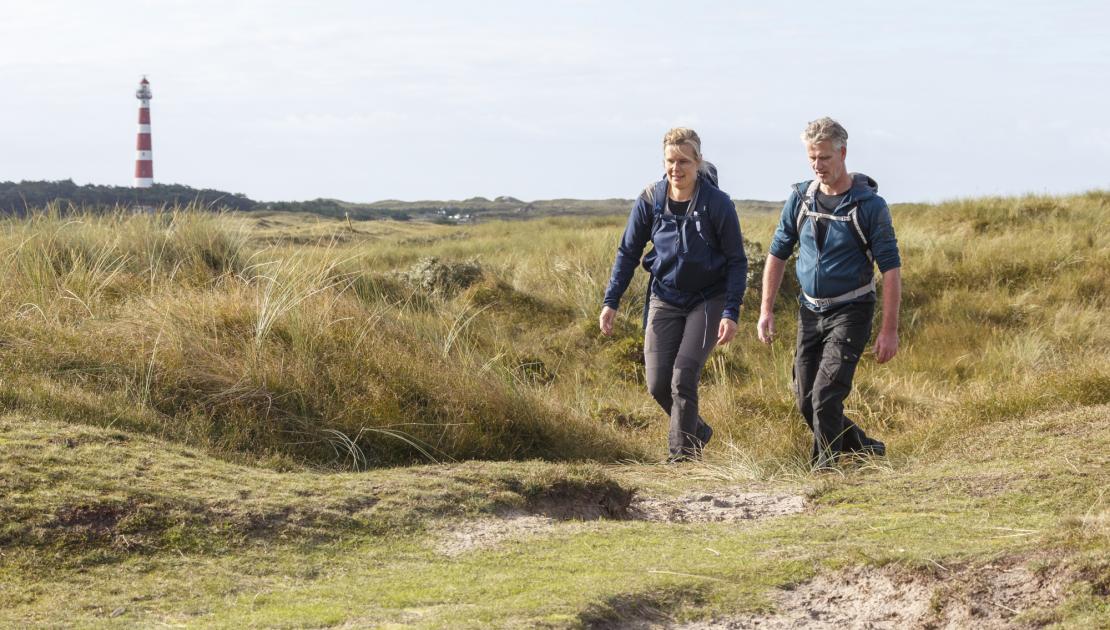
[820,341,863,386]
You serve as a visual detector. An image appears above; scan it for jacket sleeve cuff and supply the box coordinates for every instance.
[876,258,901,274]
[721,309,739,322]
[768,242,793,260]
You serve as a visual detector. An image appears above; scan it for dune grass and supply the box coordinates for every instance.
[0,207,646,468]
[0,192,1108,626]
[0,193,1107,471]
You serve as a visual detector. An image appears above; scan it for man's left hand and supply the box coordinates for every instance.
[717,318,738,346]
[874,330,898,363]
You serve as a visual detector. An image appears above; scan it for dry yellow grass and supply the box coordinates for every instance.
[0,193,1106,472]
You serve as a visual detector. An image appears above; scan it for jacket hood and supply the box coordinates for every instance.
[794,172,878,202]
[849,172,878,199]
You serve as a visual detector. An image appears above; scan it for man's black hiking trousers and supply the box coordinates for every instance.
[793,300,884,467]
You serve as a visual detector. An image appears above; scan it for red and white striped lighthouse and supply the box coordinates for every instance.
[134,77,153,188]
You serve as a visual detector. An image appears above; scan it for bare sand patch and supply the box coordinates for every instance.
[436,513,558,557]
[631,491,806,523]
[672,559,1069,629]
[435,488,808,556]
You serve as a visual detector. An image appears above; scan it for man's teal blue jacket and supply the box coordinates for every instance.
[769,172,901,312]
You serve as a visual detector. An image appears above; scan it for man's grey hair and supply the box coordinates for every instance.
[801,117,848,150]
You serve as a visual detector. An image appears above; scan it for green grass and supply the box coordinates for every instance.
[2,404,1106,627]
[0,192,1108,626]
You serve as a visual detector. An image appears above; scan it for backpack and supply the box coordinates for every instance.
[795,179,873,262]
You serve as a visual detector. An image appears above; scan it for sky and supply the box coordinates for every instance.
[1,0,1107,204]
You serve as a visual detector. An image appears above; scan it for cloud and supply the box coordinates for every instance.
[259,111,411,131]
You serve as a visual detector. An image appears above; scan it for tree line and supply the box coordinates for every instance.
[0,180,421,219]
[0,180,256,214]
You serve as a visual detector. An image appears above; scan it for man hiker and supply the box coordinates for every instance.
[756,117,902,468]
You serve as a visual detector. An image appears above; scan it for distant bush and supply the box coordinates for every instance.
[400,256,484,296]
[741,237,799,309]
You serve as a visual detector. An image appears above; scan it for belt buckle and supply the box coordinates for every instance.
[816,297,832,308]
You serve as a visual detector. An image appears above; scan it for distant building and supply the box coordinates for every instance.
[134,77,153,188]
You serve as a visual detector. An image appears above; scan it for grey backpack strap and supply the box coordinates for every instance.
[847,206,873,261]
[795,180,821,236]
[643,183,665,237]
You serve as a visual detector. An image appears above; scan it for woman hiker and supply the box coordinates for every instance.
[599,128,748,462]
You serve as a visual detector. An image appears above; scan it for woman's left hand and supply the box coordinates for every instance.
[716,318,738,346]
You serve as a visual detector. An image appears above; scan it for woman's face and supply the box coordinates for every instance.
[664,144,700,195]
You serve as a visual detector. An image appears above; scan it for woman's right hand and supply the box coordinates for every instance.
[599,306,617,336]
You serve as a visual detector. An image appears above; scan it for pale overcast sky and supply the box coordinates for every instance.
[1,0,1107,203]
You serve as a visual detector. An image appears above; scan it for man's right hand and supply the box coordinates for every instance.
[599,306,617,336]
[756,311,775,344]
[757,255,787,345]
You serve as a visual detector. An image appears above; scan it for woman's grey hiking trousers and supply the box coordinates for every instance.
[644,294,725,459]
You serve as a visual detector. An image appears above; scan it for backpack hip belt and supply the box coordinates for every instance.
[803,279,876,309]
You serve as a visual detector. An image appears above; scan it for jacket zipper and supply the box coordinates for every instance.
[813,219,821,299]
[810,191,820,299]
[668,187,697,256]
[811,192,856,304]
[684,189,700,255]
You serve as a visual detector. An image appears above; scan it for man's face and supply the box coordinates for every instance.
[806,140,847,187]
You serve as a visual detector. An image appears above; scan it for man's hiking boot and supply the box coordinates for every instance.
[861,438,885,457]
[838,439,887,468]
[694,421,713,458]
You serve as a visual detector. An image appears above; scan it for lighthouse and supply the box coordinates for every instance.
[134,77,153,188]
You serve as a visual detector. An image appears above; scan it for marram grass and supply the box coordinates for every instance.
[0,192,1106,470]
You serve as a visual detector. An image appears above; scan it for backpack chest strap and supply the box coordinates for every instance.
[796,182,872,261]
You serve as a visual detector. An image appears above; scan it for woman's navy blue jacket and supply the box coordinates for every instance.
[603,173,747,321]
